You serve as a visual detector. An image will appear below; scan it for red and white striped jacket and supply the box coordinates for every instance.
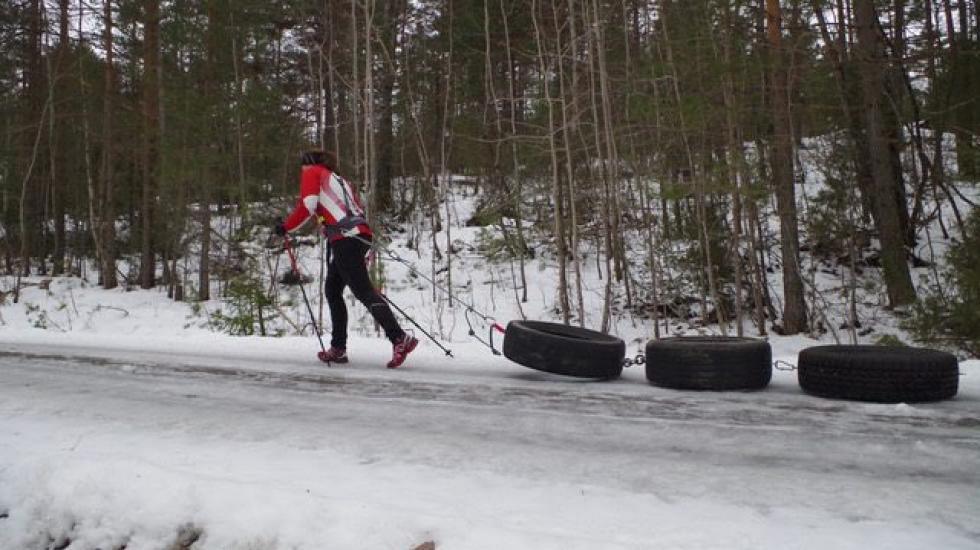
[283,164,372,242]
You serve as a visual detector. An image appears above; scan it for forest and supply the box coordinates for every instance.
[1,0,978,352]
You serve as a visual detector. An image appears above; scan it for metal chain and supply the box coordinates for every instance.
[622,353,646,368]
[774,360,797,371]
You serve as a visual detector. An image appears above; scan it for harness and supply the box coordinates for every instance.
[319,173,368,240]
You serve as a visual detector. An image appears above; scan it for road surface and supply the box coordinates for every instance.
[1,342,978,549]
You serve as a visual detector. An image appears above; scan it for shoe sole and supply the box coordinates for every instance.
[318,352,349,364]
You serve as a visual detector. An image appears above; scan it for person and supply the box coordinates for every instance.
[275,150,418,368]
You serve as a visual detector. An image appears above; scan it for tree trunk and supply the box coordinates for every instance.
[499,0,529,304]
[882,1,912,241]
[950,0,978,180]
[231,30,247,213]
[79,0,102,282]
[324,7,341,165]
[374,0,398,214]
[50,0,71,275]
[721,1,745,336]
[363,0,377,224]
[100,0,118,289]
[585,0,616,332]
[591,0,629,312]
[854,0,916,307]
[18,0,44,276]
[532,0,571,324]
[139,0,161,289]
[439,0,453,311]
[766,0,807,333]
[199,0,219,302]
[564,0,585,325]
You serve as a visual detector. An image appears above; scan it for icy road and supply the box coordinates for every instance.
[1,340,979,549]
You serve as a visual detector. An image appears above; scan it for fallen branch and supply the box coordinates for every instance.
[90,305,131,317]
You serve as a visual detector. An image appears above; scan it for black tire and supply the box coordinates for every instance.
[645,336,772,390]
[798,345,958,403]
[502,320,625,379]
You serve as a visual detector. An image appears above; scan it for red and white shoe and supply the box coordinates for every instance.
[386,335,419,369]
[318,347,349,364]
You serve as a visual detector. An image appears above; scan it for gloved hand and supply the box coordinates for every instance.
[273,219,287,237]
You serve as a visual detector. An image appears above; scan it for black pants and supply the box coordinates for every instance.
[325,236,404,348]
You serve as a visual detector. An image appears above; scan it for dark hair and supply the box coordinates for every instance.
[301,149,337,170]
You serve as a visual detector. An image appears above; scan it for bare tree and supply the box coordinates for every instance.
[854,0,916,307]
[499,0,529,304]
[766,0,807,332]
[140,0,161,289]
[532,0,571,324]
[99,0,118,289]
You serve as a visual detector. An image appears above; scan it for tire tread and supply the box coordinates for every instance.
[798,345,958,403]
[503,321,625,379]
[645,337,772,391]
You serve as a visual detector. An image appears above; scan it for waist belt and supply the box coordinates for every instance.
[324,215,368,239]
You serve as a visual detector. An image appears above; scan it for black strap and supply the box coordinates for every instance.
[335,174,354,215]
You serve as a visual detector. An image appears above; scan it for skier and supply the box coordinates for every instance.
[274,150,418,368]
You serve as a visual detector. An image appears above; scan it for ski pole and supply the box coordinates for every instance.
[284,235,329,359]
[378,291,454,358]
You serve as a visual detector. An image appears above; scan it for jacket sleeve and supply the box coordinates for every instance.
[283,169,321,232]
